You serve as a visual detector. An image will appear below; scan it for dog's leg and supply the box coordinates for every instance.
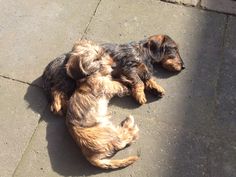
[130,63,152,104]
[51,90,67,116]
[105,79,130,97]
[132,82,146,104]
[120,71,146,104]
[136,63,165,97]
[117,115,139,147]
[145,78,165,96]
[87,153,138,169]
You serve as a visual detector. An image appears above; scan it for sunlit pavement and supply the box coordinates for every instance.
[0,0,235,176]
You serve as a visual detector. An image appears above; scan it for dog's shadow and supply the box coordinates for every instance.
[24,68,176,176]
[24,77,110,176]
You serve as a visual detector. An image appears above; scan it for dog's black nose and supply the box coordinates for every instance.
[181,64,185,69]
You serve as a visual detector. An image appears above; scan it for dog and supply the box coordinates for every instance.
[42,40,104,115]
[42,35,184,115]
[101,34,185,104]
[66,44,139,169]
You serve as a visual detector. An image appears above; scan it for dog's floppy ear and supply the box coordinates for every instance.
[143,36,163,62]
[162,35,177,48]
[66,55,87,80]
[149,39,160,58]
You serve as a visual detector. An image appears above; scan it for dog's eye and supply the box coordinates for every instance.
[94,58,100,61]
[168,46,178,50]
[173,47,178,50]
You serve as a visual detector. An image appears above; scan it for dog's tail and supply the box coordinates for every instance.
[89,156,139,169]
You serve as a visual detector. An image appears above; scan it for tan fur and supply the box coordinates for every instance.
[162,57,182,72]
[149,35,165,44]
[50,90,67,116]
[43,36,184,115]
[66,39,104,80]
[66,45,139,169]
[145,78,165,96]
[132,83,146,104]
[130,63,165,104]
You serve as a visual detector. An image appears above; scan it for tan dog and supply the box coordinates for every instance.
[66,44,139,169]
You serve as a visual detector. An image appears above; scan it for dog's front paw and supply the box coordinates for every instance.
[145,79,165,97]
[153,85,165,97]
[132,83,146,104]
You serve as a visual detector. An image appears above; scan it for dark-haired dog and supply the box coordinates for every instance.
[42,35,185,115]
[101,34,185,104]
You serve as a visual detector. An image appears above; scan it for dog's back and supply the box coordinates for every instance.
[42,53,76,98]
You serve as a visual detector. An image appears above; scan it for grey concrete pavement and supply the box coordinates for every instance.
[201,0,236,15]
[0,77,46,177]
[0,0,235,177]
[161,0,236,15]
[0,0,100,84]
[163,0,199,6]
[215,16,236,139]
[209,16,236,177]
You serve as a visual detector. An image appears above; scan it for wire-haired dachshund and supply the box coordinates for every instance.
[42,35,185,115]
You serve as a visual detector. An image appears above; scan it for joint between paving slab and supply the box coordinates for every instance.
[160,0,198,8]
[12,107,47,177]
[214,15,229,98]
[0,74,42,89]
[211,15,229,136]
[81,0,102,39]
[214,15,229,93]
[11,124,40,177]
[205,144,211,177]
[160,0,236,17]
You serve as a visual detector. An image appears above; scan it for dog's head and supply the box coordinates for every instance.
[144,35,185,72]
[66,40,104,80]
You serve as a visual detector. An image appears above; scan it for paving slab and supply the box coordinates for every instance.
[201,0,236,15]
[214,16,236,141]
[162,0,199,6]
[0,77,47,177]
[14,1,230,177]
[85,0,227,135]
[0,0,100,84]
[209,138,236,177]
[13,106,211,177]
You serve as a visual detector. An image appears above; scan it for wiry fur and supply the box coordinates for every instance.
[66,48,139,169]
[42,53,75,115]
[102,35,185,104]
[42,40,104,115]
[42,35,185,115]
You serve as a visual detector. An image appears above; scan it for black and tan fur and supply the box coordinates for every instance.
[66,45,139,169]
[42,40,104,115]
[102,35,185,104]
[42,35,185,115]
